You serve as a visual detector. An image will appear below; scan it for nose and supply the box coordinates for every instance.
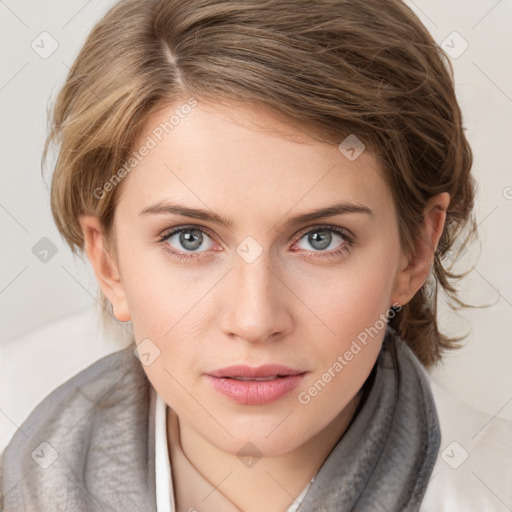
[219,251,293,344]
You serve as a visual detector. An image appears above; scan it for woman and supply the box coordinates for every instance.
[1,0,511,510]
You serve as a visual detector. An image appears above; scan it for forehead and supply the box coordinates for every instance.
[115,100,393,226]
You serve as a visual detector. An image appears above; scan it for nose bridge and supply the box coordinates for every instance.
[221,247,291,343]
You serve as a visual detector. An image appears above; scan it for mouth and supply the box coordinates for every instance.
[208,364,306,379]
[206,365,308,405]
[225,375,286,382]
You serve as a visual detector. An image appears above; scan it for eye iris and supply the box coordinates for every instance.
[309,230,332,250]
[180,229,203,251]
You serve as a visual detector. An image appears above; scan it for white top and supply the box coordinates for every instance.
[153,387,174,512]
[152,387,312,512]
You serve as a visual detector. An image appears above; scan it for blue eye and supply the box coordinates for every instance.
[293,225,354,259]
[158,224,354,262]
[159,226,214,261]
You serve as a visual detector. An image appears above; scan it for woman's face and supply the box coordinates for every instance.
[109,99,409,456]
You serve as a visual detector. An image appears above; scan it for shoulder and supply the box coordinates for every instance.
[420,376,512,511]
[0,342,151,511]
[0,304,133,453]
[2,341,146,455]
[0,306,142,509]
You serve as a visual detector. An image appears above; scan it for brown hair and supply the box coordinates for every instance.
[43,0,477,368]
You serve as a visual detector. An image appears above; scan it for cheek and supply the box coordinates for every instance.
[295,254,396,346]
[118,241,200,337]
[118,246,213,382]
[293,271,393,429]
[292,250,396,400]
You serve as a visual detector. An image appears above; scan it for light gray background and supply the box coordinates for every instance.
[0,0,511,421]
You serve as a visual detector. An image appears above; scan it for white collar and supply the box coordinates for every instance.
[153,386,174,512]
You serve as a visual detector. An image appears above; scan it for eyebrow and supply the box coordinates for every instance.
[139,200,373,230]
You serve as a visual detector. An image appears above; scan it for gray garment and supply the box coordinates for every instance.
[299,328,440,511]
[0,326,440,511]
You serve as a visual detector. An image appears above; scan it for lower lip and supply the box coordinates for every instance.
[207,374,307,405]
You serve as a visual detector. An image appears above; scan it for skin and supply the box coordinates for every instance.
[80,99,449,512]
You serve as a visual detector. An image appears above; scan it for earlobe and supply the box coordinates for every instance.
[78,215,131,322]
[391,192,450,306]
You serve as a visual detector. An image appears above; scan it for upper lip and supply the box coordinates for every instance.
[207,364,306,378]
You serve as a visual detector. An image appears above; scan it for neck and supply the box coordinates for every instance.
[168,390,363,512]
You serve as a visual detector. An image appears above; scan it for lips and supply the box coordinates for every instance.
[208,364,305,379]
[206,365,308,405]
[228,375,279,382]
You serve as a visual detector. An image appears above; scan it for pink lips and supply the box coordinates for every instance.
[206,364,308,405]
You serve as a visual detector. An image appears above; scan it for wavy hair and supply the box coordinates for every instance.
[43,0,477,368]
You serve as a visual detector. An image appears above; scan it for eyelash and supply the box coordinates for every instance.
[157,224,355,262]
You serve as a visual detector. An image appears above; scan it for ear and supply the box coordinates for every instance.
[78,215,131,322]
[391,192,450,307]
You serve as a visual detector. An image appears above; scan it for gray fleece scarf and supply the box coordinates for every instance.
[0,326,440,511]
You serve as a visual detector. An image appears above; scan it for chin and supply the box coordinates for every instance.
[200,415,312,457]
